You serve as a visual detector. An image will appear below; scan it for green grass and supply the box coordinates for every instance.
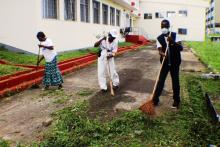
[0,139,9,147]
[0,42,134,65]
[76,89,94,97]
[186,40,220,72]
[0,47,38,65]
[53,96,70,104]
[0,64,28,76]
[209,34,220,37]
[118,42,133,47]
[34,74,220,147]
[197,76,220,113]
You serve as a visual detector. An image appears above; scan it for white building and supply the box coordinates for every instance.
[0,0,208,54]
[206,0,220,34]
[134,0,209,41]
[0,0,138,54]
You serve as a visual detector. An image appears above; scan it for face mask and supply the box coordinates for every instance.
[161,28,169,34]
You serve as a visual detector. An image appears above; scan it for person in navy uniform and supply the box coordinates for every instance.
[153,19,183,109]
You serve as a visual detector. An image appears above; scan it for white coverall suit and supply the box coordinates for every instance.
[98,39,120,90]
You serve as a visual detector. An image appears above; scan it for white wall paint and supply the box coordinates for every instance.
[0,0,39,53]
[135,0,208,41]
[0,0,132,54]
[0,0,209,54]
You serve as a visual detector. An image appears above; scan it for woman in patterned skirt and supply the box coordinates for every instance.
[36,32,63,90]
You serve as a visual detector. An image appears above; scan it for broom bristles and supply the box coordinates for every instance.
[139,99,155,115]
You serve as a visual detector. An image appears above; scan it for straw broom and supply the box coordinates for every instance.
[139,32,171,115]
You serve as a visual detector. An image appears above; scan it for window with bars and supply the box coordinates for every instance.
[110,7,115,26]
[155,12,164,18]
[178,28,187,35]
[93,0,100,24]
[116,9,121,26]
[167,11,175,17]
[144,13,152,19]
[80,0,90,22]
[102,4,108,25]
[179,10,187,17]
[42,0,58,19]
[64,0,76,20]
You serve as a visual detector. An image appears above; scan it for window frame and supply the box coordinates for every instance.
[178,28,187,35]
[64,0,77,21]
[155,12,164,18]
[116,9,121,26]
[167,11,175,18]
[110,7,115,26]
[80,0,90,23]
[144,13,152,19]
[42,0,58,19]
[179,10,187,17]
[93,0,100,24]
[102,4,108,25]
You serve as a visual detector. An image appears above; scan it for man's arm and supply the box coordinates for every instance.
[158,47,166,57]
[167,35,183,51]
[38,45,54,50]
[156,39,166,57]
[94,37,106,47]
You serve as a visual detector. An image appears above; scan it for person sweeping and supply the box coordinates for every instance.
[140,19,183,115]
[153,19,183,109]
[94,30,120,93]
[36,31,63,90]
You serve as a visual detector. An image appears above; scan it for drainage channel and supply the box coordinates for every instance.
[0,44,145,98]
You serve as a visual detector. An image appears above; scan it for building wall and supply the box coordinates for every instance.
[36,0,132,54]
[215,0,220,23]
[0,0,133,54]
[0,0,39,54]
[135,0,208,41]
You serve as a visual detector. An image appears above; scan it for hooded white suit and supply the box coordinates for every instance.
[98,39,120,90]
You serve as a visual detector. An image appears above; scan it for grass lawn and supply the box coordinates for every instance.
[13,74,216,147]
[209,34,220,37]
[185,40,220,72]
[0,139,8,147]
[0,64,28,76]
[0,42,134,65]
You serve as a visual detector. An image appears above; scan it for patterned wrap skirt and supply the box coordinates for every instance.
[43,56,63,86]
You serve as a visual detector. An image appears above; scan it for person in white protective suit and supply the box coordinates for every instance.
[94,30,120,92]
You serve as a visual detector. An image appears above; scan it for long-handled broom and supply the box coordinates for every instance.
[107,59,115,96]
[139,32,171,115]
[31,46,41,89]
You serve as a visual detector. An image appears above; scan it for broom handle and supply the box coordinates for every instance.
[36,45,41,70]
[150,32,171,100]
[107,58,115,96]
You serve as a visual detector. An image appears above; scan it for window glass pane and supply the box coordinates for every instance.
[80,0,89,22]
[179,10,187,17]
[64,0,76,20]
[93,0,100,24]
[144,13,152,19]
[110,7,115,26]
[178,28,187,35]
[42,0,58,19]
[102,4,108,25]
[116,9,120,26]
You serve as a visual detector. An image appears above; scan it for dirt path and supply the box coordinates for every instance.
[0,44,205,145]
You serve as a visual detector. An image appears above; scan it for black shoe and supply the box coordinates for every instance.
[43,85,49,91]
[171,101,180,109]
[101,89,107,93]
[113,85,119,90]
[153,99,160,106]
[58,84,63,89]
